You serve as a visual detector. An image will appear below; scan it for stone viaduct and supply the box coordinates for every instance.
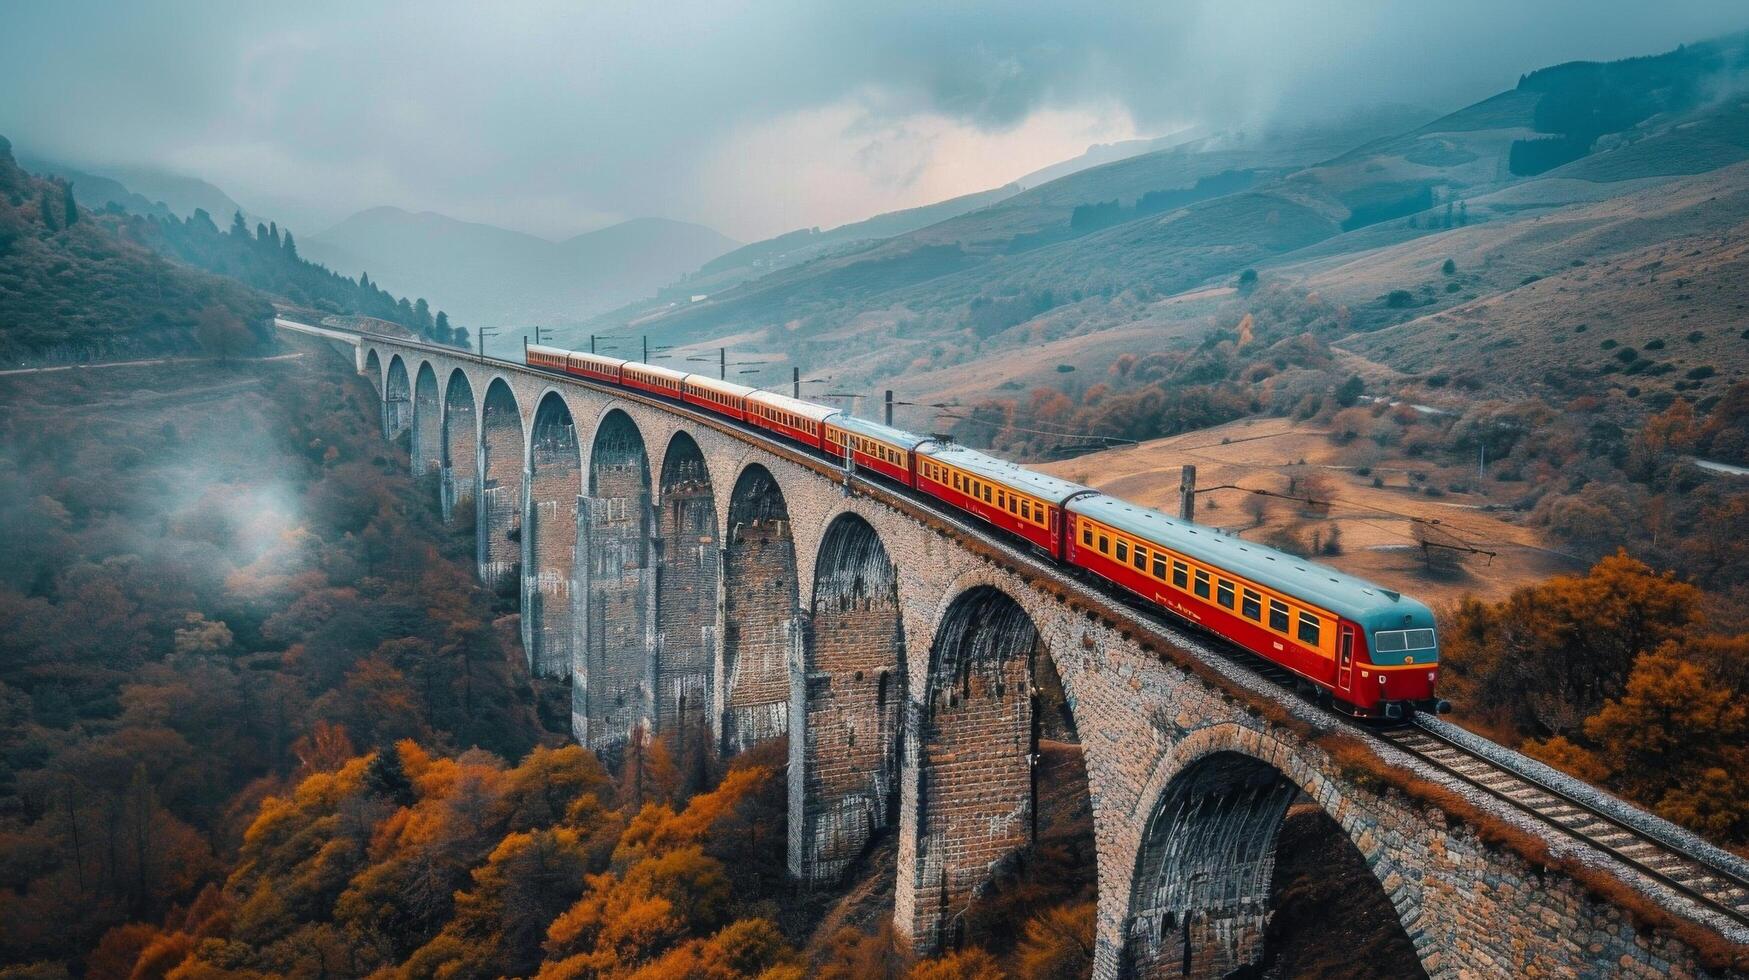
[327,324,1741,979]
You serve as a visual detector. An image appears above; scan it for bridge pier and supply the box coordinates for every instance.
[384,355,411,440]
[476,379,523,591]
[411,363,441,476]
[717,465,800,754]
[653,433,718,739]
[441,369,476,523]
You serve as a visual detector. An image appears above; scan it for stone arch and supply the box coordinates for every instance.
[906,584,1040,951]
[717,462,800,754]
[1120,725,1422,978]
[477,377,524,591]
[653,430,718,743]
[384,354,412,439]
[576,408,654,752]
[441,369,477,523]
[363,347,382,392]
[792,512,906,884]
[523,390,582,679]
[411,361,441,477]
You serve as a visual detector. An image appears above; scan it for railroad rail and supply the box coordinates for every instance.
[303,321,1749,948]
[1379,722,1749,931]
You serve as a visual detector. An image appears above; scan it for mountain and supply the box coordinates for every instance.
[1014,128,1203,188]
[0,136,271,361]
[680,184,1023,296]
[13,152,247,223]
[302,208,738,327]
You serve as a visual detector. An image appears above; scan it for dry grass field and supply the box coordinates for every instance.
[1035,415,1581,607]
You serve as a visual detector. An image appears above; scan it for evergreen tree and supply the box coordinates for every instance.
[360,270,371,290]
[435,310,452,343]
[268,221,280,248]
[61,180,77,225]
[281,229,297,260]
[364,744,415,806]
[230,210,248,237]
[39,189,57,232]
[414,298,433,335]
[255,222,269,243]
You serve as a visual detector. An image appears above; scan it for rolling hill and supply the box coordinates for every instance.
[302,208,739,328]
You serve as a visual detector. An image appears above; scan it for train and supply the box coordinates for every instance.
[526,343,1444,719]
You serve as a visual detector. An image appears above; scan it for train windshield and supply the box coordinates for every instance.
[1374,628,1437,653]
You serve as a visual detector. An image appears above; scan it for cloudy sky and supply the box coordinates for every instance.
[3,1,1746,242]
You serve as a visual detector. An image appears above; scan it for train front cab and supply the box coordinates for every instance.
[1343,623,1440,719]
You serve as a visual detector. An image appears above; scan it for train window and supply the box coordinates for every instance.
[983,486,992,503]
[1082,526,1093,546]
[1217,580,1235,609]
[1193,569,1210,599]
[1172,561,1188,589]
[996,490,1006,508]
[1297,612,1321,646]
[1268,600,1290,633]
[1115,541,1128,562]
[1132,547,1146,571]
[1152,555,1167,579]
[1098,534,1109,554]
[1242,589,1262,621]
[1022,501,1032,520]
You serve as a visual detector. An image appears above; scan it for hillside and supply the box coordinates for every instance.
[303,208,739,328]
[0,136,271,361]
[15,152,248,223]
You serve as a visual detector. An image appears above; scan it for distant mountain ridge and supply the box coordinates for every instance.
[15,152,248,224]
[302,207,739,327]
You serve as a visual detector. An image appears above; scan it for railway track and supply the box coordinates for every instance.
[328,326,1749,943]
[1378,722,1749,931]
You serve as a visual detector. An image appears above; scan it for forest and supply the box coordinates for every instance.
[0,133,464,364]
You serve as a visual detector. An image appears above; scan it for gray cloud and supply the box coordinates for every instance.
[2,0,1746,240]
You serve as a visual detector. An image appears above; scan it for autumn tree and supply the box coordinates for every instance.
[1440,552,1703,735]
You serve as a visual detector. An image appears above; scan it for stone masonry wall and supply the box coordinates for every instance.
[523,399,580,679]
[476,381,522,590]
[907,586,1036,952]
[576,411,653,752]
[790,514,905,883]
[412,363,442,476]
[654,437,718,736]
[441,371,476,523]
[719,466,799,754]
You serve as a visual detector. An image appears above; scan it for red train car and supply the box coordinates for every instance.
[622,362,688,400]
[914,443,1090,555]
[1064,494,1440,717]
[824,415,926,487]
[746,390,835,452]
[527,343,569,373]
[567,350,625,385]
[682,375,754,422]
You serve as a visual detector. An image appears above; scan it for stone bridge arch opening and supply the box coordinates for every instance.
[904,585,1094,955]
[792,512,906,885]
[411,362,441,477]
[523,391,582,680]
[441,369,477,523]
[576,408,654,753]
[1123,749,1423,979]
[717,463,799,755]
[477,378,523,595]
[654,431,718,770]
[363,348,382,392]
[384,354,411,440]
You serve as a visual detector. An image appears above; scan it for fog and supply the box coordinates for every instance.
[2,0,1746,240]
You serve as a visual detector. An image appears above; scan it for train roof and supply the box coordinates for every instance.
[528,343,570,359]
[827,414,929,448]
[919,442,1092,504]
[745,389,839,423]
[571,351,627,369]
[683,374,755,398]
[1067,494,1434,630]
[623,361,689,382]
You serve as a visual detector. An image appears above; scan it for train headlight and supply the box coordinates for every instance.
[1428,671,1436,682]
[1379,675,1387,685]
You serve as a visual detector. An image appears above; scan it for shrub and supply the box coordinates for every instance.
[1385,290,1414,308]
[1687,330,1705,343]
[1441,258,1457,275]
[1601,339,1618,349]
[1687,365,1717,380]
[1615,347,1638,362]
[1645,338,1666,350]
[1575,323,1589,332]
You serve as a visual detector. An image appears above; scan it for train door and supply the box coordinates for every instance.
[1337,625,1355,693]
